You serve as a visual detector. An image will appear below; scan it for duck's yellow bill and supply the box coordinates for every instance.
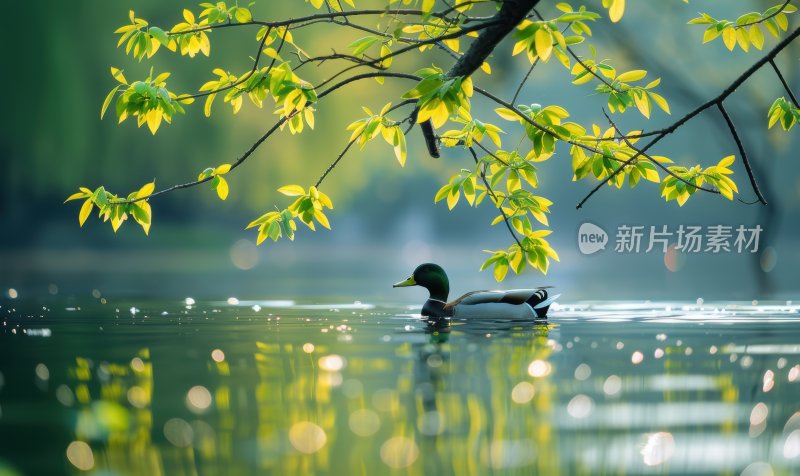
[393,276,416,287]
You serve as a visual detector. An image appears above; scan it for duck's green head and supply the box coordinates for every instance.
[393,263,450,301]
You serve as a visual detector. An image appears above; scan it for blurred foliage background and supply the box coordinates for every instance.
[0,0,798,301]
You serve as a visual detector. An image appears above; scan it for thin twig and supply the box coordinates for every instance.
[768,58,800,107]
[315,100,415,187]
[468,146,526,251]
[511,62,537,105]
[315,136,360,188]
[717,103,767,205]
[738,0,794,28]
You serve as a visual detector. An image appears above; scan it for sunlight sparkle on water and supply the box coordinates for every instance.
[750,402,769,437]
[289,422,327,454]
[603,375,622,396]
[211,349,225,362]
[763,370,775,392]
[130,358,145,373]
[127,386,148,408]
[164,418,193,447]
[511,382,535,404]
[641,432,675,466]
[380,436,419,468]
[186,386,212,414]
[574,363,591,380]
[785,430,800,459]
[319,354,345,371]
[567,394,594,419]
[66,441,94,471]
[527,360,551,377]
[35,363,49,381]
[790,365,800,382]
[349,409,380,437]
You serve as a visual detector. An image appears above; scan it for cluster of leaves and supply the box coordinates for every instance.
[348,36,394,75]
[573,61,669,118]
[481,231,560,279]
[660,155,738,205]
[65,183,154,234]
[200,61,317,134]
[101,67,192,135]
[512,5,599,67]
[440,108,504,148]
[494,103,581,158]
[688,3,797,51]
[199,1,253,25]
[246,186,333,244]
[346,103,408,166]
[570,125,663,188]
[768,97,800,130]
[305,0,355,12]
[436,103,562,277]
[403,18,471,54]
[402,66,474,128]
[198,164,233,200]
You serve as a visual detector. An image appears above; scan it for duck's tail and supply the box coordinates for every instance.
[528,289,561,318]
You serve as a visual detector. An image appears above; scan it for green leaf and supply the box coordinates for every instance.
[101,86,120,119]
[148,26,170,45]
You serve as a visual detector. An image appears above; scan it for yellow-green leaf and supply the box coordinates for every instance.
[79,199,93,227]
[617,70,647,82]
[608,0,625,22]
[216,176,229,200]
[138,181,155,198]
[278,185,306,196]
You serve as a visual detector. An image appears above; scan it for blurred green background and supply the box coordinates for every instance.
[1,0,798,301]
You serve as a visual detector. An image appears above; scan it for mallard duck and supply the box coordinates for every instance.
[393,263,558,319]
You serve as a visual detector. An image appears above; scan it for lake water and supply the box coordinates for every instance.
[1,299,799,475]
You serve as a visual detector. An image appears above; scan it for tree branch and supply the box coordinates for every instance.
[416,0,541,158]
[602,110,720,195]
[574,24,800,209]
[113,72,420,205]
[182,26,274,100]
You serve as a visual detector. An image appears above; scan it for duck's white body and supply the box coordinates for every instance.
[448,289,560,319]
[453,301,538,319]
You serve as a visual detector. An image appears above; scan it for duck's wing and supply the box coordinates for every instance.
[443,290,490,310]
[445,288,552,309]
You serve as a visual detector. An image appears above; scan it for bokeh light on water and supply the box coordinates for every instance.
[1,299,800,474]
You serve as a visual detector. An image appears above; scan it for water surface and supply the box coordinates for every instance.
[1,299,799,475]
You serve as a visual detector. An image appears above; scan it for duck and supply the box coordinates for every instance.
[393,263,559,319]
